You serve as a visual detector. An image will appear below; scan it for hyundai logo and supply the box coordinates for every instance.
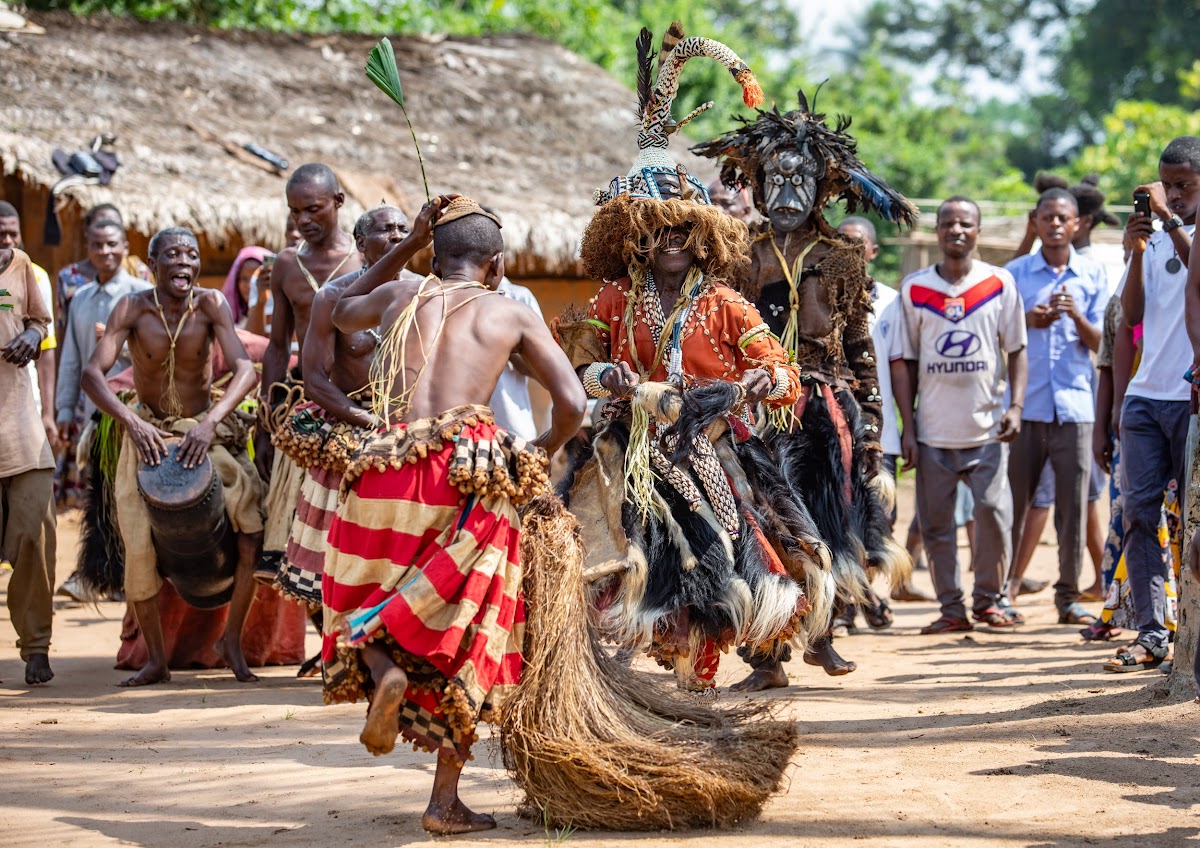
[935,330,981,358]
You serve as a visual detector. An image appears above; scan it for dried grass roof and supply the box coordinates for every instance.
[0,12,711,275]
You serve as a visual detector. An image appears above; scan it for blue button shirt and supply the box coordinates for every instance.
[1004,247,1108,423]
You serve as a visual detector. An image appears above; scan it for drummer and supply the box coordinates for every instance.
[82,227,265,687]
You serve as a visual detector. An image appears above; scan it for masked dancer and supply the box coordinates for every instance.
[694,93,916,688]
[556,26,832,700]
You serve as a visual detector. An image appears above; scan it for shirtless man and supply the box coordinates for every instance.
[305,205,417,425]
[83,228,263,686]
[274,205,419,614]
[255,163,363,478]
[322,195,585,834]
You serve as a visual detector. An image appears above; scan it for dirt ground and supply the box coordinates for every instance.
[2,484,1198,848]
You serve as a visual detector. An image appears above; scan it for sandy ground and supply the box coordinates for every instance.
[2,485,1199,848]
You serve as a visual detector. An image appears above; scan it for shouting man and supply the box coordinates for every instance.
[83,228,265,686]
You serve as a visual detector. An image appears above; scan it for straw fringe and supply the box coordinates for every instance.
[501,495,798,831]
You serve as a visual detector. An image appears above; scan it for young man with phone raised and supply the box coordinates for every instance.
[1110,136,1199,672]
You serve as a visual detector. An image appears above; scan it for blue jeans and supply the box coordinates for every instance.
[1119,397,1190,649]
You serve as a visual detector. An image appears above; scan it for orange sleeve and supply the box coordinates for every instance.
[726,293,803,408]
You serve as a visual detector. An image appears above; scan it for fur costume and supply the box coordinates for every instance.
[558,29,835,694]
[694,92,915,618]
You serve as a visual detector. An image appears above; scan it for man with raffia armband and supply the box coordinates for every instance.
[273,206,418,645]
[320,194,585,835]
[255,164,363,582]
[554,23,832,701]
[82,228,265,687]
[693,91,918,687]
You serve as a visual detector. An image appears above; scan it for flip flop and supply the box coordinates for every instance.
[1080,621,1120,642]
[920,616,973,635]
[974,606,1024,627]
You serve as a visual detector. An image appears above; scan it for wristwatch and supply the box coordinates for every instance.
[1163,214,1185,232]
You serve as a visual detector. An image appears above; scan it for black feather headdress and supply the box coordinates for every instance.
[691,90,918,227]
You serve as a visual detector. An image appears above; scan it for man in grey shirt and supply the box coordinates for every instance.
[55,219,151,442]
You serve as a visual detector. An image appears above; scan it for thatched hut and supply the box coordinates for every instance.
[0,11,710,303]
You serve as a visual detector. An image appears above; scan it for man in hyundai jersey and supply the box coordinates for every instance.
[892,197,1028,634]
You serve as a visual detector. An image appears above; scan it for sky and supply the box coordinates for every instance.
[786,0,1053,104]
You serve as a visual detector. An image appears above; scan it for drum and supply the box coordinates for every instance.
[136,441,238,609]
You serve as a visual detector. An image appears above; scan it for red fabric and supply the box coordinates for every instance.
[321,427,524,690]
[115,581,307,670]
[822,383,854,505]
[587,277,803,407]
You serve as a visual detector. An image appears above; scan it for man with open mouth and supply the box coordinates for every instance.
[557,27,830,701]
[81,227,266,687]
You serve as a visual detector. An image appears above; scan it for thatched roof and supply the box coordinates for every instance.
[0,12,712,276]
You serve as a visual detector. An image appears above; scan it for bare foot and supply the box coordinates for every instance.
[24,653,53,685]
[215,637,259,683]
[360,666,407,756]
[422,799,497,835]
[119,662,171,687]
[804,639,857,676]
[730,663,788,692]
[1080,584,1104,602]
[891,581,934,602]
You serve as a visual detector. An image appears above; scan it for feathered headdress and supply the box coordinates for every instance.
[594,22,765,206]
[691,90,918,226]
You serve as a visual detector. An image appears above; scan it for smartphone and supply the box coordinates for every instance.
[1133,191,1151,218]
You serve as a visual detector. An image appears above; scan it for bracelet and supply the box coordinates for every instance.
[765,365,790,401]
[582,362,614,398]
[1011,402,1023,410]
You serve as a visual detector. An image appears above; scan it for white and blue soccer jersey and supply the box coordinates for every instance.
[893,260,1027,449]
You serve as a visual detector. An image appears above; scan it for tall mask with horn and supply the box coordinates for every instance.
[593,22,765,206]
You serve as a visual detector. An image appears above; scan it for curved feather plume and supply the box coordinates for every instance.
[846,168,919,225]
[657,20,686,80]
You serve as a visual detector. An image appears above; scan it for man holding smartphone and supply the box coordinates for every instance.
[1109,136,1199,672]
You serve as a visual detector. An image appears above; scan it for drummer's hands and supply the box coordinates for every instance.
[178,419,216,469]
[126,416,171,466]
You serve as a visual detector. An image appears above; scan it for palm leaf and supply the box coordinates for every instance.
[365,37,405,107]
[364,37,429,201]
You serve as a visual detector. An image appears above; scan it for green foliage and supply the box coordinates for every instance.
[1073,100,1200,203]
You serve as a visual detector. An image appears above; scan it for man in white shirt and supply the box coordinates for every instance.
[487,277,544,441]
[1108,136,1200,672]
[892,197,1028,634]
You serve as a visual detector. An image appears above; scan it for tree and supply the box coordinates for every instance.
[1072,101,1200,203]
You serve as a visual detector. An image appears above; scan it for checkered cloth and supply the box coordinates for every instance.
[277,465,342,606]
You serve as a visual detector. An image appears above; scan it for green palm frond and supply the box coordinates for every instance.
[365,37,405,107]
[365,37,430,201]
